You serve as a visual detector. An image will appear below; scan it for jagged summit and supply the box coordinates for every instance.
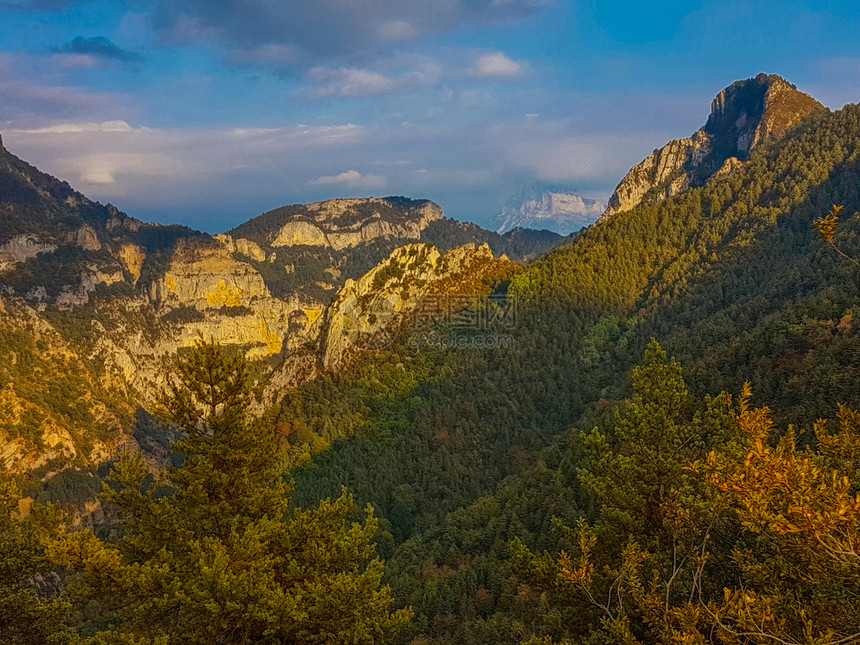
[602,73,825,219]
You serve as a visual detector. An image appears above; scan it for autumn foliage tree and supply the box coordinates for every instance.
[515,343,860,644]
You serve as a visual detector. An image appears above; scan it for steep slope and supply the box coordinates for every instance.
[603,73,825,218]
[491,183,605,234]
[260,242,515,414]
[287,91,860,643]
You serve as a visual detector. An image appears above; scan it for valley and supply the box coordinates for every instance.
[2,70,860,645]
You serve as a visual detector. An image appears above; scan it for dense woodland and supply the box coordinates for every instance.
[285,103,860,642]
[4,101,860,643]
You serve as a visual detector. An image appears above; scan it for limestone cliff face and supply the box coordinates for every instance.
[260,241,515,408]
[0,236,57,273]
[151,240,271,307]
[239,197,444,250]
[603,74,825,219]
[89,235,325,400]
[322,242,513,370]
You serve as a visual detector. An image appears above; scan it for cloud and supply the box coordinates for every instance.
[14,120,136,134]
[229,123,367,147]
[469,52,525,79]
[304,67,397,99]
[1,120,380,228]
[483,117,673,192]
[70,152,182,185]
[54,36,142,64]
[0,56,134,126]
[309,170,387,189]
[301,59,441,99]
[145,0,552,62]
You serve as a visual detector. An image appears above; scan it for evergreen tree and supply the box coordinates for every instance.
[0,482,70,644]
[47,338,411,644]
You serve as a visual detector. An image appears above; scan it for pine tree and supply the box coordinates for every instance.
[0,482,70,644]
[47,338,411,644]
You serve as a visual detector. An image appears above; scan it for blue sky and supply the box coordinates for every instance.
[1,0,859,231]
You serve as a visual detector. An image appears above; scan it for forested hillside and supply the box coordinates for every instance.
[283,102,860,642]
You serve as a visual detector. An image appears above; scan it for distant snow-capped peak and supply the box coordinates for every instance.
[493,184,606,235]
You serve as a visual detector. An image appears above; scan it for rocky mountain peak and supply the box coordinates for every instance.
[704,73,822,157]
[602,73,825,219]
[230,196,446,251]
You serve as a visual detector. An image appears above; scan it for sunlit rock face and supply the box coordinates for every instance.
[602,74,825,219]
[264,197,444,249]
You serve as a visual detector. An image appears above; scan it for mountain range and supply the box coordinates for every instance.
[2,73,860,644]
[0,134,565,504]
[0,72,836,512]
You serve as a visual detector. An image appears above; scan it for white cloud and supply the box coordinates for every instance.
[485,118,669,190]
[51,53,102,70]
[309,169,387,189]
[230,123,366,147]
[13,120,136,134]
[70,153,182,185]
[80,170,115,184]
[301,60,441,99]
[469,52,525,79]
[304,67,397,99]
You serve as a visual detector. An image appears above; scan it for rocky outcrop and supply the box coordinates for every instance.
[55,267,125,307]
[712,156,744,180]
[0,235,57,273]
[71,224,101,251]
[603,74,825,219]
[118,244,145,282]
[322,242,513,370]
[258,197,444,249]
[271,220,330,247]
[235,238,266,262]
